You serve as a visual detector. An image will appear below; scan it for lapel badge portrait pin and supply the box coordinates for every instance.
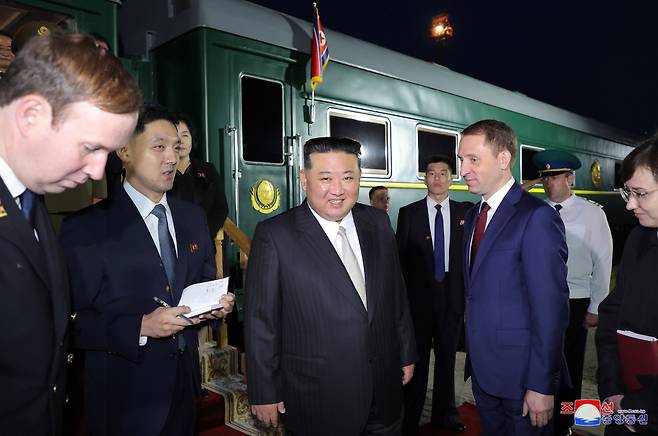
[190,242,199,253]
[0,202,7,218]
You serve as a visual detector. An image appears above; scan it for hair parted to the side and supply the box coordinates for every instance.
[303,137,362,169]
[368,185,387,200]
[133,104,178,136]
[461,119,517,165]
[426,154,454,174]
[174,113,196,148]
[622,134,658,183]
[0,30,142,124]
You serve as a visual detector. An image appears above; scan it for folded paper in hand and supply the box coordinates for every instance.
[179,277,229,317]
[616,329,658,391]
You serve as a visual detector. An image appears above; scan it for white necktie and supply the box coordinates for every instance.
[338,226,367,309]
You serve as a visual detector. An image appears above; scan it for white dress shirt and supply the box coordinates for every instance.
[426,195,451,272]
[481,176,515,229]
[547,194,613,314]
[308,204,365,279]
[123,180,178,345]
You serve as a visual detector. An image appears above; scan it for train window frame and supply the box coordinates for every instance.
[326,108,391,178]
[520,144,545,185]
[415,124,461,182]
[239,73,285,166]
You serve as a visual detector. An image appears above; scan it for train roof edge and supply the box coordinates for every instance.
[118,0,637,146]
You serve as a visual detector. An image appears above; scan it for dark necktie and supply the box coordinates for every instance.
[554,204,562,214]
[434,204,445,282]
[470,202,491,272]
[20,189,36,227]
[151,204,185,351]
[151,204,177,287]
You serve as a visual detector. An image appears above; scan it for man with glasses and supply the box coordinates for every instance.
[397,155,472,434]
[533,149,613,436]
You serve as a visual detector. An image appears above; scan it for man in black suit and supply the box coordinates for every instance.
[59,105,234,436]
[0,32,140,435]
[245,137,417,436]
[397,155,472,435]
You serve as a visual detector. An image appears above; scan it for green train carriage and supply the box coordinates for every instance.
[3,0,637,261]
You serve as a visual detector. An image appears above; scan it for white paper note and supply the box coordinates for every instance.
[178,277,229,317]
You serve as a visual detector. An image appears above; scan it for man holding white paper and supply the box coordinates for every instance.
[60,105,234,436]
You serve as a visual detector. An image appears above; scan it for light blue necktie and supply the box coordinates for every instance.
[434,204,445,282]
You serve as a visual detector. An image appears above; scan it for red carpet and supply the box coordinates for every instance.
[418,403,481,435]
[196,390,249,435]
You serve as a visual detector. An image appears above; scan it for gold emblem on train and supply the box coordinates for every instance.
[250,179,280,214]
[591,160,602,189]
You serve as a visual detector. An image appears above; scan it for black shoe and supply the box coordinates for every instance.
[437,415,466,432]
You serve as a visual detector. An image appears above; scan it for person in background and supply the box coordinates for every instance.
[0,31,140,436]
[458,120,570,435]
[596,136,658,435]
[397,155,472,434]
[369,185,390,212]
[533,149,613,436]
[169,114,228,242]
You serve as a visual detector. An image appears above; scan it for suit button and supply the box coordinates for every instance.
[52,385,57,393]
[165,285,171,293]
[70,312,77,321]
[65,395,70,404]
[66,353,74,364]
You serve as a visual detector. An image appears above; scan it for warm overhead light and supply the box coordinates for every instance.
[431,13,453,41]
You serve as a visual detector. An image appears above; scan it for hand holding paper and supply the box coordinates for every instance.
[179,277,231,318]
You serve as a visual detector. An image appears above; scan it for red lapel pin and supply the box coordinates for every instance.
[425,235,431,240]
[190,243,199,253]
[459,219,465,226]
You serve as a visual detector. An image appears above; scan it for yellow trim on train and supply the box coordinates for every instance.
[360,181,620,196]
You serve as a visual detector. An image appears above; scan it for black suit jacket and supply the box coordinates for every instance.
[245,202,417,436]
[0,177,69,436]
[597,225,658,433]
[396,198,472,323]
[59,187,216,436]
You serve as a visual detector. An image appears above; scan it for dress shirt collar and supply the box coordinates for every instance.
[307,202,357,238]
[547,193,576,209]
[123,180,172,219]
[480,176,515,213]
[0,155,27,199]
[427,195,450,210]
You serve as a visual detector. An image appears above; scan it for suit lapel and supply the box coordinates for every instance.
[470,184,521,278]
[0,177,51,287]
[170,199,190,302]
[295,203,367,315]
[353,206,378,322]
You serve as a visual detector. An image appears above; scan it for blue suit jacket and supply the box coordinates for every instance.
[463,182,570,399]
[60,187,216,436]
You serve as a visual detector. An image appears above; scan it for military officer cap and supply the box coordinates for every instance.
[533,149,582,176]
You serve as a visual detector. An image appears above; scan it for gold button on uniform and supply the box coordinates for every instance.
[70,312,77,321]
[66,353,74,364]
[52,385,57,393]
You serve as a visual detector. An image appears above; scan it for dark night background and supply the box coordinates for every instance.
[249,0,658,138]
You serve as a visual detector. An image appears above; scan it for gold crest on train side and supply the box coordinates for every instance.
[0,201,6,218]
[591,160,602,189]
[250,179,280,214]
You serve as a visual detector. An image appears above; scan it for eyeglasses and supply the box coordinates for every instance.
[619,186,658,203]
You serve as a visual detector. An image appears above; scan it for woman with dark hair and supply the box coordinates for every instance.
[170,114,228,242]
[596,135,658,435]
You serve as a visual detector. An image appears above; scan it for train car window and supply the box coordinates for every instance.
[328,110,389,176]
[240,75,284,164]
[520,145,544,183]
[416,126,459,179]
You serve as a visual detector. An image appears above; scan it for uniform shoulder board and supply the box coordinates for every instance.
[585,198,603,208]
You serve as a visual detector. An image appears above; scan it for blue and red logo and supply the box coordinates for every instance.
[573,399,601,426]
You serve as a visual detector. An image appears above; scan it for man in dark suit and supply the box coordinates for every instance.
[0,32,140,435]
[397,155,472,435]
[245,137,417,436]
[458,120,569,435]
[59,105,234,436]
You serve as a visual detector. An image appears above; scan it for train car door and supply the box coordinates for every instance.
[224,53,301,237]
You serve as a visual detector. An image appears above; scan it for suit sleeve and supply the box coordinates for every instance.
[521,205,570,395]
[588,207,613,314]
[395,207,410,281]
[59,218,144,362]
[244,222,283,404]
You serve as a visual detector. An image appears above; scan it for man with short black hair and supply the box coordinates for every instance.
[60,105,234,436]
[246,136,417,436]
[0,31,141,435]
[369,185,390,212]
[397,155,472,435]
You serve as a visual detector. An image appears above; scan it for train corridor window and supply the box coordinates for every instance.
[520,145,544,183]
[240,75,284,164]
[328,110,389,176]
[416,126,459,178]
